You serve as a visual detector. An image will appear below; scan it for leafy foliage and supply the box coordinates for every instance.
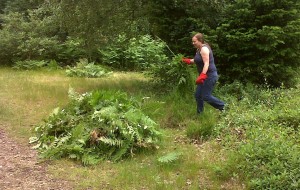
[12,59,61,70]
[56,37,86,65]
[99,34,129,70]
[13,60,47,70]
[145,0,226,55]
[100,34,168,71]
[66,58,112,78]
[125,35,169,70]
[157,151,182,164]
[0,5,61,65]
[147,54,195,96]
[55,0,151,60]
[3,0,42,13]
[215,0,300,87]
[30,88,162,165]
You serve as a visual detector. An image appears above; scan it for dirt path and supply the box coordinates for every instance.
[0,128,73,190]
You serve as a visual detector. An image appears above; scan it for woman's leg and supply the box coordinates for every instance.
[194,85,204,113]
[201,77,225,111]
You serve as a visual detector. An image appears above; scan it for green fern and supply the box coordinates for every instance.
[99,137,123,147]
[157,152,183,163]
[112,142,132,162]
[31,89,162,165]
[65,58,112,78]
[81,154,101,166]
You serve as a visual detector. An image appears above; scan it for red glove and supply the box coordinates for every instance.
[195,73,207,84]
[182,58,192,65]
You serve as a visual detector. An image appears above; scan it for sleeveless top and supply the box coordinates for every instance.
[193,44,218,77]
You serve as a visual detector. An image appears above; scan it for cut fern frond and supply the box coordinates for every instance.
[157,151,182,163]
[99,137,123,147]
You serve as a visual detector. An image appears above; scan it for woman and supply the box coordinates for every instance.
[182,33,225,114]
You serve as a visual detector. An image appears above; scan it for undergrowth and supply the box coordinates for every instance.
[213,82,300,189]
[66,58,112,78]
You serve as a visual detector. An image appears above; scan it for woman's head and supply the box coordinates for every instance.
[192,33,205,48]
[193,33,205,43]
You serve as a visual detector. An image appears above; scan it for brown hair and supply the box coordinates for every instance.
[193,32,211,48]
[193,33,205,43]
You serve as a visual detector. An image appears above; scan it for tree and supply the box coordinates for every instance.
[3,0,43,13]
[52,0,150,61]
[145,0,227,55]
[0,0,9,27]
[216,0,300,87]
[0,0,152,65]
[0,0,8,14]
[0,3,62,64]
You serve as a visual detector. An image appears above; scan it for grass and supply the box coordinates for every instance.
[47,131,244,190]
[0,67,245,189]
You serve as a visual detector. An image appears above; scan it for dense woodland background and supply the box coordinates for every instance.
[1,1,300,189]
[0,0,299,87]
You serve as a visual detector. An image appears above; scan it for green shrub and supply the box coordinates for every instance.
[0,8,62,65]
[99,34,168,71]
[65,58,112,78]
[30,88,162,165]
[57,37,86,65]
[125,35,168,70]
[13,59,62,70]
[13,60,48,70]
[99,34,128,70]
[47,60,62,70]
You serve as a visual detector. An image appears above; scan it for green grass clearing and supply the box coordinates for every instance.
[0,67,245,189]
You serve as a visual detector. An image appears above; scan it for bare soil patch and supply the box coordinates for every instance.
[0,128,73,190]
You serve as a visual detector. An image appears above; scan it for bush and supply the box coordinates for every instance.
[99,34,168,71]
[0,8,62,65]
[99,34,128,70]
[30,89,162,165]
[66,58,112,78]
[57,37,86,65]
[13,60,48,70]
[125,35,168,70]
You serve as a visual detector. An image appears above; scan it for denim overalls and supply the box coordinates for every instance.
[193,45,225,113]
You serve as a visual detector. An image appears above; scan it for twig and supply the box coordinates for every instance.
[155,35,176,57]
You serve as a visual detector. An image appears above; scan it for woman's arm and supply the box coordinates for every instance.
[200,47,209,74]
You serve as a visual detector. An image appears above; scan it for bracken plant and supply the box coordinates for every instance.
[30,88,162,165]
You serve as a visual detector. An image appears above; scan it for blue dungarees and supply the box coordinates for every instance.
[193,45,225,113]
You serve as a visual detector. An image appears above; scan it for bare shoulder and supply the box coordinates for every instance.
[200,46,210,55]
